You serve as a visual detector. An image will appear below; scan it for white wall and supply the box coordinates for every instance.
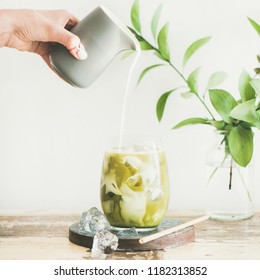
[0,0,259,212]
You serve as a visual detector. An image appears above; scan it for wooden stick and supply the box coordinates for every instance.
[139,215,209,244]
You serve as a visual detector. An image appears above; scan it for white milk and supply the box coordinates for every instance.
[118,51,141,147]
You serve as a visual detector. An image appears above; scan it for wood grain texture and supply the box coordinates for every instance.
[0,212,260,260]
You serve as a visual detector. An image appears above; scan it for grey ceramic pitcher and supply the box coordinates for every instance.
[49,6,140,88]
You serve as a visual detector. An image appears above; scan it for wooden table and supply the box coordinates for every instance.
[0,212,259,260]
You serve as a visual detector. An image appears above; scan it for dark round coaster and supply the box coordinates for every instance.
[69,217,195,251]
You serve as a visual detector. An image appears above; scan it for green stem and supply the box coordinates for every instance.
[168,61,187,83]
[229,160,233,190]
[167,57,215,120]
[194,93,215,120]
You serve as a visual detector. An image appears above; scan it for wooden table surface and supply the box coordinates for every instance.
[0,211,259,260]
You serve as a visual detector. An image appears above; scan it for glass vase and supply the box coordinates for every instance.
[204,131,254,221]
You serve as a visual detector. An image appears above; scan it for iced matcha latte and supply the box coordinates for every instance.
[100,145,170,229]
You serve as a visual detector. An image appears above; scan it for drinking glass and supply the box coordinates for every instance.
[100,136,170,231]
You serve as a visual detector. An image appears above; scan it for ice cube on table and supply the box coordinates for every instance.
[91,230,119,258]
[79,207,111,233]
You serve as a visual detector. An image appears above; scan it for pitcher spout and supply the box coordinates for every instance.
[100,5,140,53]
[49,5,141,88]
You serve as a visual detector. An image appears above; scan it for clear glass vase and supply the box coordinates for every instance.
[204,131,254,221]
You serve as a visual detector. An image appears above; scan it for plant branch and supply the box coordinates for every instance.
[133,30,216,120]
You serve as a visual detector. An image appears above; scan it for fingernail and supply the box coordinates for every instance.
[76,43,88,60]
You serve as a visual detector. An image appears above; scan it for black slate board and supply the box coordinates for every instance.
[69,217,195,251]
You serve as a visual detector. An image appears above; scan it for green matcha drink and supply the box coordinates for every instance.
[100,145,170,229]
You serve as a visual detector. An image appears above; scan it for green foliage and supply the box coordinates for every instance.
[128,27,154,50]
[228,125,253,167]
[140,41,154,50]
[183,37,211,67]
[187,67,201,93]
[181,91,194,99]
[238,70,255,101]
[208,120,226,130]
[206,72,228,89]
[131,0,141,33]
[254,55,260,74]
[121,50,135,59]
[209,89,237,124]
[248,17,260,37]
[128,1,260,168]
[173,118,209,129]
[156,89,177,121]
[151,4,163,41]
[230,99,259,123]
[157,23,171,61]
[250,79,260,98]
[138,64,165,84]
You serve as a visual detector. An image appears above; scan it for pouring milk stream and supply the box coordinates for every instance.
[50,7,171,230]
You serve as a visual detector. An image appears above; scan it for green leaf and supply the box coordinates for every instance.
[140,41,154,50]
[181,91,194,99]
[151,3,163,41]
[240,122,253,129]
[254,112,260,129]
[254,122,260,129]
[131,0,141,33]
[187,67,201,93]
[248,17,260,37]
[128,27,143,41]
[157,23,170,61]
[230,99,259,123]
[128,27,154,51]
[209,89,237,124]
[206,72,228,89]
[208,120,226,130]
[121,50,135,60]
[228,125,254,167]
[137,64,165,84]
[173,117,209,129]
[156,89,176,121]
[250,79,260,98]
[183,37,211,67]
[238,70,255,101]
[154,51,164,60]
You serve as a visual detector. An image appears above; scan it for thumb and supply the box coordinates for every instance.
[52,27,88,60]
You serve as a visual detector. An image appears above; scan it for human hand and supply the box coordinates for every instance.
[0,9,87,67]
